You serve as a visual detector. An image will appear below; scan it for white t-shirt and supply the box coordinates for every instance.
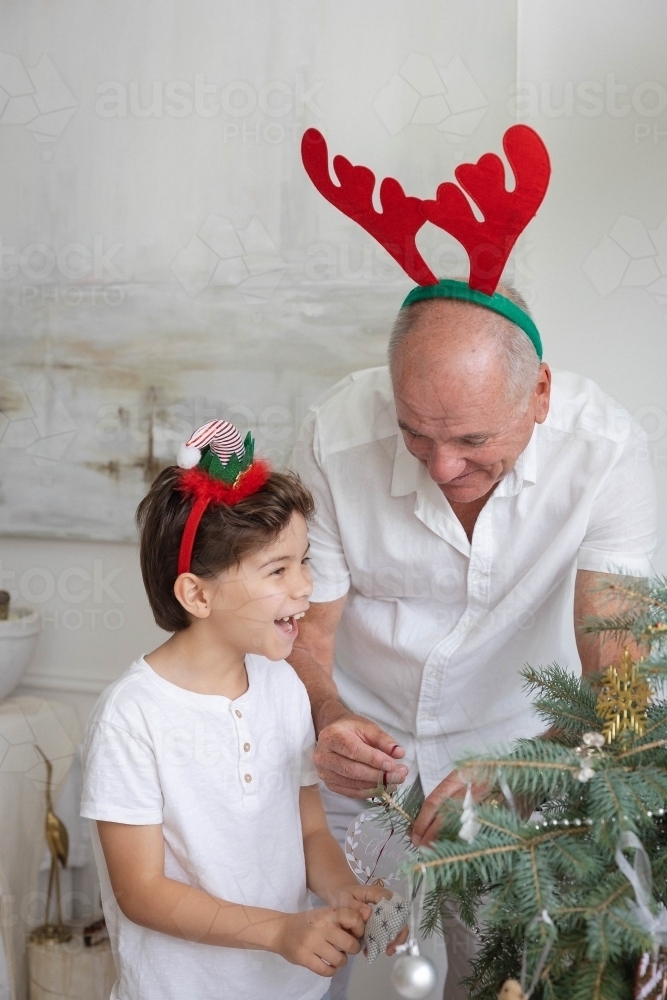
[81,655,328,1000]
[291,367,657,794]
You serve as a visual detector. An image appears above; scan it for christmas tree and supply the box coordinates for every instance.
[377,577,667,1000]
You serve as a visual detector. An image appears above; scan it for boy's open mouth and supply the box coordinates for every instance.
[274,612,305,636]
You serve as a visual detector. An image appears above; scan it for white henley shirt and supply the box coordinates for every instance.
[81,656,327,1000]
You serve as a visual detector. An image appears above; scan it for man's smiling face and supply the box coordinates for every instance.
[390,299,551,504]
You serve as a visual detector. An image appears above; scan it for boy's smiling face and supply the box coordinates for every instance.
[203,511,313,661]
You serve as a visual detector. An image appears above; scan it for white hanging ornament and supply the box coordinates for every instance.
[459,781,481,843]
[391,867,437,999]
[345,809,413,886]
[391,944,438,999]
[574,730,605,782]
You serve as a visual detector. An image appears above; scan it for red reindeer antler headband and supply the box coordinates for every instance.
[301,124,551,357]
[175,420,271,576]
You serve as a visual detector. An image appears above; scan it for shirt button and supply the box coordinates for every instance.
[429,670,437,678]
[235,709,242,718]
[243,742,251,752]
[244,773,252,783]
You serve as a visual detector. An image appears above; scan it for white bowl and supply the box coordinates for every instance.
[0,608,41,699]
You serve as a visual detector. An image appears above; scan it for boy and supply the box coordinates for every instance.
[81,421,393,1000]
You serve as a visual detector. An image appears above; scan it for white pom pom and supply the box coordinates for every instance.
[177,444,201,469]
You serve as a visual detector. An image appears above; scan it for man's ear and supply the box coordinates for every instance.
[533,363,551,424]
[173,573,212,619]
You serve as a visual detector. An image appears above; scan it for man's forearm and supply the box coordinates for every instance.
[574,570,648,675]
[287,596,350,734]
[288,645,347,734]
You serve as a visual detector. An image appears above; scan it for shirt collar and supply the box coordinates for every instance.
[390,422,539,500]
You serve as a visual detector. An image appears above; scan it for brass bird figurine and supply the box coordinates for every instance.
[29,745,72,943]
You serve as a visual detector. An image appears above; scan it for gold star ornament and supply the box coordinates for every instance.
[596,648,652,744]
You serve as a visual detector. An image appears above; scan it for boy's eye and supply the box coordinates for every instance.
[301,556,311,565]
[271,566,286,576]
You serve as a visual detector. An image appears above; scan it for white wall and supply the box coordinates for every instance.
[2,3,667,997]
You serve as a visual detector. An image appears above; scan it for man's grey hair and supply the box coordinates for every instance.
[388,284,542,406]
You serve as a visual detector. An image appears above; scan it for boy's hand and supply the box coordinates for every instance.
[274,907,365,977]
[331,883,392,918]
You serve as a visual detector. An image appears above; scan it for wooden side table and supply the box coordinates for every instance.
[27,931,116,1000]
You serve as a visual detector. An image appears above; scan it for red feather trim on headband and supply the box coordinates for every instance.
[177,460,272,506]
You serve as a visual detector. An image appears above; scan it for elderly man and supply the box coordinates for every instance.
[289,286,656,999]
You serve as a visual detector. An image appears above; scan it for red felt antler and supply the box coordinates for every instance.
[301,128,437,286]
[421,125,551,296]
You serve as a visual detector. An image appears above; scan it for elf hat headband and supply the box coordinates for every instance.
[175,420,271,576]
[301,124,551,358]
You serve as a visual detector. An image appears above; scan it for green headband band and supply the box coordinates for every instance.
[401,280,543,360]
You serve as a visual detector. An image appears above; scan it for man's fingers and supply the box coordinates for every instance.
[417,816,442,847]
[412,772,469,845]
[321,781,377,799]
[411,797,438,845]
[317,734,408,777]
[320,720,408,771]
[386,924,410,956]
[315,751,406,787]
[314,749,388,785]
[351,719,406,761]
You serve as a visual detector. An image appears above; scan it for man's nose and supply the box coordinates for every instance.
[427,447,467,484]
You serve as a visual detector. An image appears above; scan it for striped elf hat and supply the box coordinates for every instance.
[175,420,271,575]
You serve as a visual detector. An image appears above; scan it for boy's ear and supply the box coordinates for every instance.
[173,573,212,619]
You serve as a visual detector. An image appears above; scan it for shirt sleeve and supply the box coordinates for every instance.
[291,408,351,603]
[577,425,657,576]
[293,675,318,786]
[80,720,164,825]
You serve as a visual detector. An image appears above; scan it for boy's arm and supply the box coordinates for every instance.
[299,785,387,911]
[299,787,410,955]
[97,820,363,976]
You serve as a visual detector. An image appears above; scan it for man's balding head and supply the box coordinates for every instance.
[389,284,541,407]
[389,285,550,504]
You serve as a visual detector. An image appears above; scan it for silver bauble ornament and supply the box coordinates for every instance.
[391,952,438,999]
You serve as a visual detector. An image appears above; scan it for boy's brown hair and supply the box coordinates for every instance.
[136,467,315,633]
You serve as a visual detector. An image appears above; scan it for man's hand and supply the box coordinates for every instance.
[411,770,472,847]
[386,923,410,956]
[314,711,409,797]
[274,907,364,977]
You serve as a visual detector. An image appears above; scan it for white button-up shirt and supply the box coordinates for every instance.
[291,367,657,795]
